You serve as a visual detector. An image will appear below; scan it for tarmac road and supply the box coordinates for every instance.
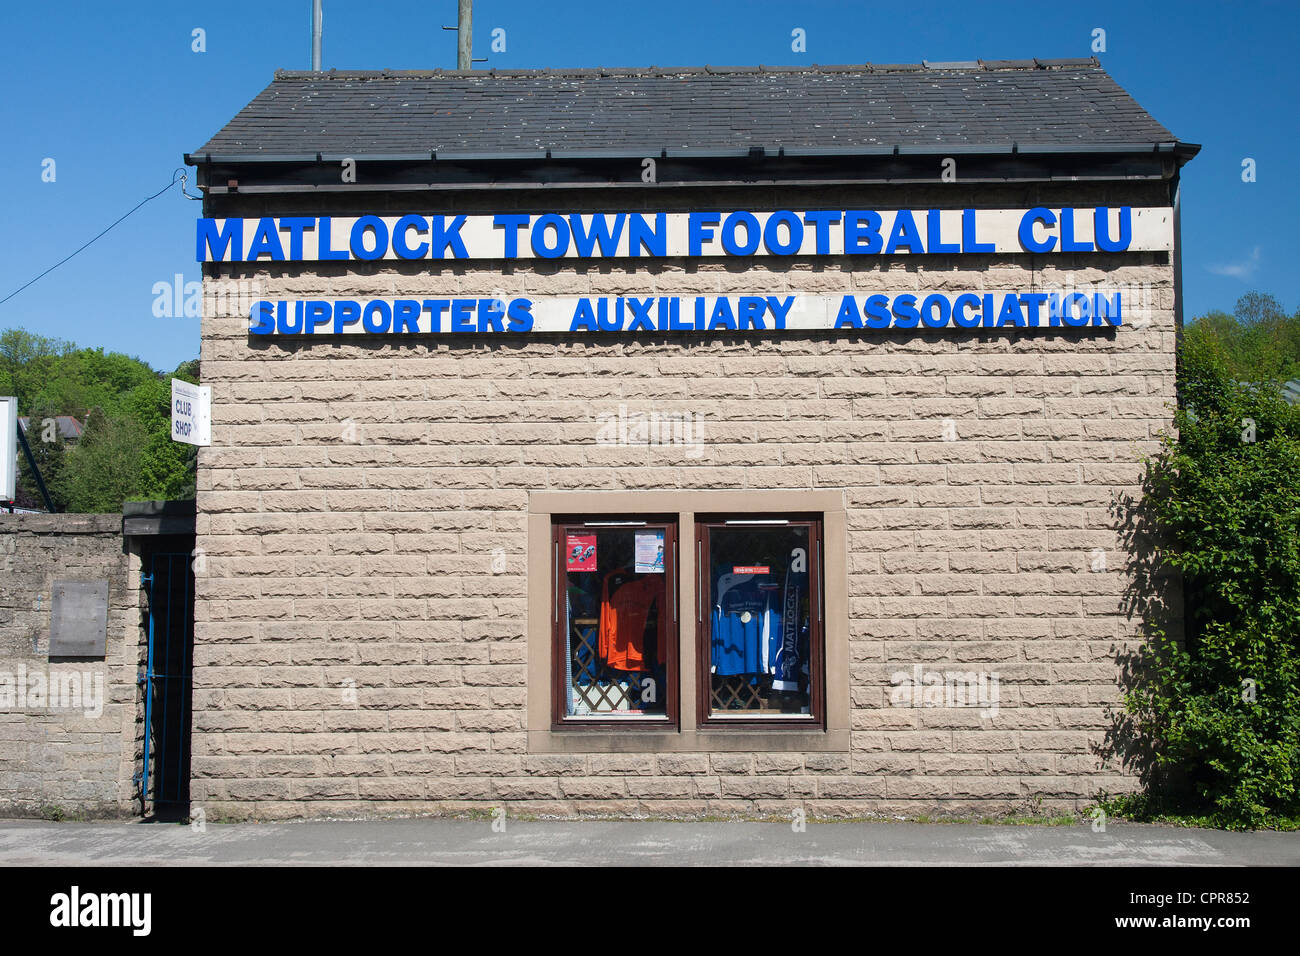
[0,818,1296,866]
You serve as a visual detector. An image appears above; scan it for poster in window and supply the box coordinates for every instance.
[634,530,665,574]
[566,534,597,571]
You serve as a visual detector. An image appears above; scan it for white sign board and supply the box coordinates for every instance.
[248,290,1136,337]
[199,206,1175,263]
[171,379,211,447]
[0,397,16,503]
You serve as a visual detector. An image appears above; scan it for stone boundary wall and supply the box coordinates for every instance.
[0,513,138,818]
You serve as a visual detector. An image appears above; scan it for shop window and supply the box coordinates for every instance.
[696,517,823,725]
[551,518,678,726]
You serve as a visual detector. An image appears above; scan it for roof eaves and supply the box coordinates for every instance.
[187,142,1185,167]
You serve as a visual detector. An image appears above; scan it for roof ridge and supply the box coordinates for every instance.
[271,58,1101,81]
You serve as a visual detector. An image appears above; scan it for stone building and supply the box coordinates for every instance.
[183,59,1196,819]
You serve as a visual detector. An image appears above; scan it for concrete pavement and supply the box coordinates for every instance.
[0,818,1296,865]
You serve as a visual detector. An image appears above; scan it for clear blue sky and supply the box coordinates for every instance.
[0,0,1295,373]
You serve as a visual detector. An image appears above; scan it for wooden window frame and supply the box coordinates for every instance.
[694,514,825,730]
[549,515,680,731]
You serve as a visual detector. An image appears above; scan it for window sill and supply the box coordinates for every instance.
[528,728,850,753]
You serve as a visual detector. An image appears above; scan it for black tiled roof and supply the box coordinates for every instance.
[190,59,1185,160]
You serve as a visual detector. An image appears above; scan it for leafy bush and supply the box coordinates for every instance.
[1116,333,1300,827]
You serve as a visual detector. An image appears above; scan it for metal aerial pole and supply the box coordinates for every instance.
[312,0,323,70]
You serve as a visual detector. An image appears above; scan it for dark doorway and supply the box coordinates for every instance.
[137,532,196,820]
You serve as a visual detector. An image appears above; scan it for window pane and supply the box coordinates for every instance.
[560,526,670,718]
[707,525,812,716]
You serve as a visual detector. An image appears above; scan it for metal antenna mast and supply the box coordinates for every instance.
[311,0,323,70]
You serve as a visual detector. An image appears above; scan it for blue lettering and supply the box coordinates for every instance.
[996,295,1025,327]
[962,208,995,253]
[920,293,951,329]
[362,300,391,334]
[571,298,598,332]
[569,214,626,257]
[596,298,621,332]
[803,211,840,255]
[1018,208,1057,253]
[430,215,469,259]
[1059,209,1093,253]
[626,296,656,332]
[423,299,450,333]
[305,300,331,332]
[531,214,570,258]
[927,210,960,254]
[280,300,305,334]
[863,294,891,329]
[494,214,530,258]
[196,218,243,262]
[1094,207,1131,253]
[350,215,388,261]
[689,213,721,256]
[246,218,285,261]
[835,295,863,329]
[393,215,430,259]
[507,298,534,332]
[891,294,920,329]
[451,299,476,332]
[708,298,737,331]
[280,217,315,260]
[1063,292,1091,327]
[844,211,883,254]
[952,293,982,328]
[394,299,421,333]
[1020,292,1048,326]
[1093,292,1121,326]
[669,298,693,331]
[629,213,667,257]
[475,298,504,332]
[333,299,361,334]
[318,217,348,260]
[764,296,794,330]
[721,212,761,256]
[762,211,803,255]
[249,300,274,334]
[736,296,767,330]
[657,297,671,331]
[884,210,924,255]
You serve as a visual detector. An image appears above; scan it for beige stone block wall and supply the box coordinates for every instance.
[191,181,1179,819]
[0,514,138,817]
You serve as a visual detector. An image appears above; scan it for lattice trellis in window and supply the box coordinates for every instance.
[711,675,784,712]
[569,616,653,713]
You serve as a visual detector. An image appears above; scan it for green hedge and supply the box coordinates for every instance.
[1109,335,1300,828]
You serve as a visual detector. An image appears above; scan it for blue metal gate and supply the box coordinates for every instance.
[137,550,195,813]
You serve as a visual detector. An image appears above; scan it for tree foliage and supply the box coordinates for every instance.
[1181,292,1300,384]
[3,328,197,512]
